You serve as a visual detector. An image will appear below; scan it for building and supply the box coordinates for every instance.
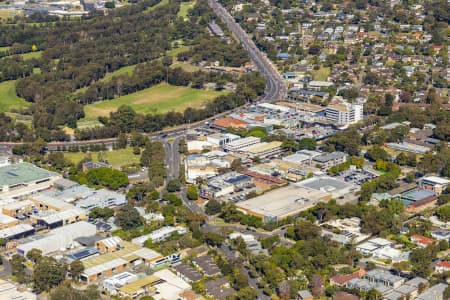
[332,291,359,300]
[364,269,405,289]
[386,142,430,154]
[435,261,450,273]
[241,141,283,159]
[81,161,111,172]
[80,241,163,283]
[419,176,450,195]
[204,278,235,299]
[224,137,261,152]
[65,247,99,263]
[36,208,87,229]
[200,172,252,199]
[2,200,35,217]
[103,272,138,295]
[330,269,366,286]
[117,275,162,299]
[192,256,221,276]
[0,279,36,300]
[0,214,19,229]
[325,103,363,126]
[0,162,60,197]
[296,176,354,199]
[313,151,348,169]
[0,224,35,241]
[131,226,187,246]
[95,236,124,253]
[17,221,97,256]
[229,232,266,254]
[173,263,203,282]
[206,133,241,147]
[410,234,436,247]
[212,117,248,130]
[298,290,313,300]
[28,193,73,211]
[236,185,330,223]
[321,217,370,245]
[415,283,448,300]
[356,238,409,263]
[75,189,126,211]
[282,150,322,165]
[431,230,450,242]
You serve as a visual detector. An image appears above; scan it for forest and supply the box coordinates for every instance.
[0,0,262,142]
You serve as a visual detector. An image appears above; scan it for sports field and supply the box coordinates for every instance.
[81,83,226,121]
[0,80,31,112]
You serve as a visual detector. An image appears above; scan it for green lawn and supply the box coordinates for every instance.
[101,65,137,82]
[178,1,195,20]
[62,148,141,169]
[170,61,201,72]
[166,45,191,58]
[0,80,31,112]
[146,0,169,11]
[21,51,42,60]
[312,67,331,81]
[0,9,22,21]
[80,83,227,122]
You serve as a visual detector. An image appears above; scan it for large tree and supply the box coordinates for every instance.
[115,205,143,230]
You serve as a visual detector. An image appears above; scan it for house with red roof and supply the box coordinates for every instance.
[212,117,248,130]
[410,234,436,248]
[330,269,366,286]
[435,261,450,273]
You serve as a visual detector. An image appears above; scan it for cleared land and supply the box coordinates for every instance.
[0,9,22,21]
[0,80,31,112]
[81,83,226,122]
[146,0,169,11]
[178,1,195,20]
[312,67,331,81]
[101,65,137,82]
[62,148,141,169]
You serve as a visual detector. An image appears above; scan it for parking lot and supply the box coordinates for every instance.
[336,168,378,185]
[219,184,260,203]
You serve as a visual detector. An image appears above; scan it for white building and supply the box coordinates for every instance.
[207,133,240,147]
[75,189,126,211]
[103,272,138,295]
[131,226,187,246]
[325,102,363,126]
[224,136,261,152]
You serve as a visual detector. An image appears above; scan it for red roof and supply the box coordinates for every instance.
[437,261,450,269]
[240,169,286,185]
[330,269,366,286]
[410,234,436,246]
[213,117,248,129]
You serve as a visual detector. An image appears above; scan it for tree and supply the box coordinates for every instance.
[366,145,389,162]
[186,185,198,200]
[298,138,316,150]
[69,260,84,281]
[115,205,143,230]
[88,207,114,221]
[231,159,243,172]
[105,1,115,8]
[204,232,225,246]
[33,256,67,292]
[26,248,42,263]
[205,199,223,215]
[233,286,258,300]
[0,238,5,247]
[11,254,27,283]
[166,179,181,192]
[50,282,101,300]
[286,220,321,241]
[85,167,129,190]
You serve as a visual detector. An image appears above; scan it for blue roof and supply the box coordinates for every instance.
[224,174,251,184]
[276,52,291,59]
[65,247,99,261]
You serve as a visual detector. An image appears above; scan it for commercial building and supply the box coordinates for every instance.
[17,221,96,256]
[206,133,240,147]
[0,224,35,241]
[0,279,36,300]
[325,103,363,126]
[131,226,187,246]
[419,176,450,195]
[35,208,87,229]
[282,150,322,165]
[75,189,126,211]
[28,193,73,211]
[0,214,19,229]
[0,163,60,197]
[386,142,430,154]
[103,272,138,295]
[80,241,163,283]
[200,172,252,199]
[236,185,330,223]
[313,151,348,169]
[223,136,261,152]
[241,141,283,159]
[2,200,35,217]
[296,176,354,198]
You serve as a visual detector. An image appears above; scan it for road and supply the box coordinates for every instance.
[207,0,286,102]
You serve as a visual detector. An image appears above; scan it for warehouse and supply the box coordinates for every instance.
[0,224,35,241]
[296,176,354,198]
[0,163,60,197]
[17,221,96,256]
[236,185,330,223]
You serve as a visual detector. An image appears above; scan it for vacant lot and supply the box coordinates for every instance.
[63,148,141,169]
[0,80,31,112]
[81,83,226,122]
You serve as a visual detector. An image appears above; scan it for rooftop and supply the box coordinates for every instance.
[297,176,351,193]
[243,141,282,154]
[236,185,329,219]
[0,163,58,187]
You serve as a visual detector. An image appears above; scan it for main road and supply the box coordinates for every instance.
[207,0,286,102]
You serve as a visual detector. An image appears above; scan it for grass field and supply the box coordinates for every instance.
[170,61,201,72]
[146,0,169,11]
[81,83,226,122]
[62,148,141,169]
[101,65,137,82]
[0,9,22,21]
[178,1,195,20]
[0,80,31,112]
[21,51,42,60]
[312,67,331,81]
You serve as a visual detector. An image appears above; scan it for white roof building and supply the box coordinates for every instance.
[131,226,187,246]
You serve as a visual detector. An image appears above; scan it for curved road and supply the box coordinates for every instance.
[207,0,286,102]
